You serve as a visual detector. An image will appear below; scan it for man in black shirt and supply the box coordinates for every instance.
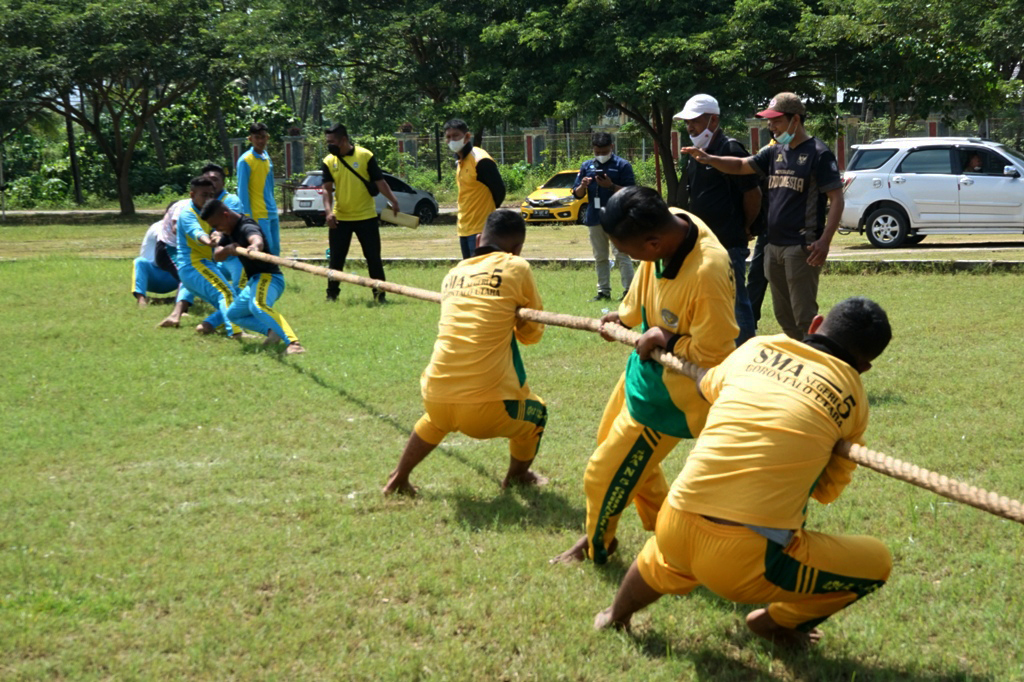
[675,94,761,343]
[202,199,305,355]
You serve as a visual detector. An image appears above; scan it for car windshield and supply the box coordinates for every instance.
[848,148,897,171]
[301,174,323,187]
[991,143,1024,166]
[541,172,578,189]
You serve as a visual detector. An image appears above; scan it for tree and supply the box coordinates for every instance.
[0,0,235,215]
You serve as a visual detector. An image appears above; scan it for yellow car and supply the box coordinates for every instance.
[520,170,588,223]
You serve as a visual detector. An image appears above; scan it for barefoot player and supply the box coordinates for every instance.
[383,209,547,496]
[554,186,737,565]
[594,297,893,649]
[202,199,305,355]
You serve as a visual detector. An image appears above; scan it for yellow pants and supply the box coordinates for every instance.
[414,393,547,462]
[637,506,891,631]
[585,374,682,564]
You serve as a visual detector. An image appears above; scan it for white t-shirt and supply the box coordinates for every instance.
[159,199,190,245]
[140,221,162,262]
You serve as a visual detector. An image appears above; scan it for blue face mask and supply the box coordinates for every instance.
[774,117,796,146]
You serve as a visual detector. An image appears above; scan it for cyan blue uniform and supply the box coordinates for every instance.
[175,201,238,336]
[236,149,280,256]
[218,217,298,343]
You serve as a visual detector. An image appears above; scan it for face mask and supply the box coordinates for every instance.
[774,117,796,146]
[595,154,612,164]
[327,144,341,157]
[448,138,467,153]
[688,124,717,150]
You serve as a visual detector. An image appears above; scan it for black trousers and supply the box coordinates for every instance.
[327,216,386,298]
[747,230,769,327]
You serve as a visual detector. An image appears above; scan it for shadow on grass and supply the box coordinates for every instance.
[448,483,582,532]
[272,358,492,484]
[622,609,994,682]
[868,389,907,406]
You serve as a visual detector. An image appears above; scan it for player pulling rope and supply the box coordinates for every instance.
[240,248,1024,526]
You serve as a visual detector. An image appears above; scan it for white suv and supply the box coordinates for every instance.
[840,137,1024,247]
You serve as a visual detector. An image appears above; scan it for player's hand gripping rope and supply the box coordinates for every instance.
[247,250,1024,525]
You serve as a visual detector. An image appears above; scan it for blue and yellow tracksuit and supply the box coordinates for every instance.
[175,202,238,336]
[236,149,280,256]
[216,189,246,287]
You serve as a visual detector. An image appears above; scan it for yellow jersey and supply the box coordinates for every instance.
[456,146,500,237]
[422,249,544,403]
[618,209,738,438]
[668,334,868,529]
[323,146,378,222]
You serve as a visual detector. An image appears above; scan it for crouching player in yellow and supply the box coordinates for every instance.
[383,209,547,496]
[201,199,305,355]
[594,297,894,649]
[555,186,737,564]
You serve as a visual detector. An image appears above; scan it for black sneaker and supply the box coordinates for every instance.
[619,289,629,300]
[590,292,611,302]
[325,295,338,303]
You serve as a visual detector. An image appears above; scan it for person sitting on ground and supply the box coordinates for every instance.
[594,297,893,650]
[553,185,738,565]
[202,199,305,355]
[383,209,548,496]
[133,206,192,310]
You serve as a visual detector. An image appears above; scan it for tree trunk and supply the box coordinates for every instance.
[63,94,84,205]
[207,81,232,170]
[147,117,167,170]
[299,79,311,122]
[116,166,135,216]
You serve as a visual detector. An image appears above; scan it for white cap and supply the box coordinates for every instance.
[673,94,720,120]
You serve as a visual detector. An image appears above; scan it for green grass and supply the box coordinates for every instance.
[2,246,1023,680]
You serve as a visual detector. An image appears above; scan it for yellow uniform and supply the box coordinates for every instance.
[585,210,737,563]
[637,335,891,632]
[414,248,546,461]
[323,146,379,222]
[456,146,502,238]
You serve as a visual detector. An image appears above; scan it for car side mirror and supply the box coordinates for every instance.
[1003,165,1020,178]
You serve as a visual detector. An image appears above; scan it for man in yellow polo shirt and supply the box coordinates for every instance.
[594,297,893,649]
[444,119,506,259]
[382,209,547,496]
[321,123,400,303]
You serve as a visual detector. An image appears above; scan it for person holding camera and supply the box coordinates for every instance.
[572,132,636,302]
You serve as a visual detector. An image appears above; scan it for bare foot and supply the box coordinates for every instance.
[745,608,822,649]
[551,536,617,565]
[594,606,630,632]
[285,341,306,355]
[382,470,418,497]
[551,535,589,564]
[158,316,180,328]
[196,321,216,335]
[501,470,548,489]
[135,295,148,308]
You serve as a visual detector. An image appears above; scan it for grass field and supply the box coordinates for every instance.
[2,227,1023,680]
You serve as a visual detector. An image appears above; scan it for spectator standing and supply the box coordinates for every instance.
[444,119,506,259]
[571,132,636,302]
[321,123,400,304]
[237,122,280,256]
[675,95,761,344]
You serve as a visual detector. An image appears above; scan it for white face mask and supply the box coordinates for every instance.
[448,137,467,153]
[688,124,717,150]
[595,153,612,164]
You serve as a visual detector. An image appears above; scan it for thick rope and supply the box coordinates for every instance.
[242,249,1024,525]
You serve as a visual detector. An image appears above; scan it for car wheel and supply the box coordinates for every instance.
[906,234,926,245]
[865,207,909,248]
[300,216,313,227]
[577,203,588,224]
[312,215,326,227]
[414,200,437,225]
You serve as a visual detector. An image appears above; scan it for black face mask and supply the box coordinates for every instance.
[327,144,342,157]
